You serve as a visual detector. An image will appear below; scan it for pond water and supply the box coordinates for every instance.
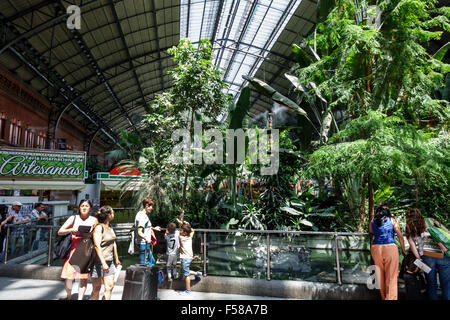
[115,232,374,285]
[15,227,376,285]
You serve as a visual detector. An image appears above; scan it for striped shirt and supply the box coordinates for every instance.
[413,231,442,255]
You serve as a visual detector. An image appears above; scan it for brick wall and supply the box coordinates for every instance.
[0,68,109,166]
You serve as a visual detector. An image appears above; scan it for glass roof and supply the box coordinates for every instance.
[180,0,302,97]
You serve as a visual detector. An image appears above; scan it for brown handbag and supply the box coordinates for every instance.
[69,225,99,274]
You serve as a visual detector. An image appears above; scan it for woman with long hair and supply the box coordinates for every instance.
[58,200,97,300]
[369,204,407,300]
[405,208,450,300]
[90,205,121,300]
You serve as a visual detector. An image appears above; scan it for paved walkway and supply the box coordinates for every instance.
[0,277,291,300]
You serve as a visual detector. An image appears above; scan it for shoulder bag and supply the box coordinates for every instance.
[54,215,75,259]
[425,217,450,257]
[69,223,99,274]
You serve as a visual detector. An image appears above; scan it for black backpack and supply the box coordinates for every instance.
[54,215,75,259]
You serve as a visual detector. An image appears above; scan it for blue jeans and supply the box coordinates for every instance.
[138,243,156,265]
[422,255,450,300]
[181,258,192,277]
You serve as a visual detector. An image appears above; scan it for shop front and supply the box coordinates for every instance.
[0,146,87,222]
[75,165,143,213]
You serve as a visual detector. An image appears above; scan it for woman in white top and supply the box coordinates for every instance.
[134,197,160,264]
[58,200,97,300]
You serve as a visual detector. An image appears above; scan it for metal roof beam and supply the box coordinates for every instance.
[108,0,150,114]
[7,0,56,22]
[249,23,315,116]
[214,0,240,66]
[238,0,297,92]
[222,0,260,81]
[0,0,102,56]
[105,86,172,125]
[52,2,138,136]
[0,11,118,144]
[210,0,225,44]
[69,49,283,103]
[150,0,164,97]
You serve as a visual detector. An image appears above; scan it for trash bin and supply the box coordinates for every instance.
[122,264,159,300]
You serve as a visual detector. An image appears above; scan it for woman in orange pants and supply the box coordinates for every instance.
[369,205,407,300]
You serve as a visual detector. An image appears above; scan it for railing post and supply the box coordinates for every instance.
[203,232,207,277]
[266,233,271,281]
[334,234,342,285]
[47,227,53,266]
[3,225,9,264]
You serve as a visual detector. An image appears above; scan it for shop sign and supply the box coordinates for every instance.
[0,147,86,180]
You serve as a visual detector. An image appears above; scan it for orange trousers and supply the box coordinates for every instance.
[370,244,399,300]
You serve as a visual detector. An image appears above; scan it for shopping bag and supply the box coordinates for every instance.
[425,218,450,257]
[53,215,75,259]
[69,231,97,273]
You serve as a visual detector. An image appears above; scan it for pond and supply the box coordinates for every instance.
[19,226,394,286]
[114,232,374,285]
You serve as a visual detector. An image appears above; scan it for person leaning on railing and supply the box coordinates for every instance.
[5,201,31,259]
[133,197,160,265]
[0,204,13,262]
[405,208,450,300]
[369,204,407,300]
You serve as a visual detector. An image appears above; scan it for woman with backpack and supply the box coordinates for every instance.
[90,205,121,300]
[405,208,450,300]
[369,204,407,300]
[58,200,97,300]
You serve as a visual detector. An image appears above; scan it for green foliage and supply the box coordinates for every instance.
[167,39,230,118]
[296,0,450,122]
[105,129,144,162]
[85,157,107,183]
[291,0,450,231]
[108,1,450,233]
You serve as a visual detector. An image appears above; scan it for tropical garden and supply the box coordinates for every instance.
[107,0,450,234]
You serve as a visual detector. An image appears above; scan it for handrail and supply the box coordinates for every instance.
[193,229,369,283]
[2,222,370,284]
[194,228,368,236]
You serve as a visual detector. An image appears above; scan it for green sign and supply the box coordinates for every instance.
[0,148,86,180]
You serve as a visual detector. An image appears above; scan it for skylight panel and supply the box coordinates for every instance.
[180,0,302,98]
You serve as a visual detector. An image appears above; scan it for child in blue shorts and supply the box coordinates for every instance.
[177,218,201,294]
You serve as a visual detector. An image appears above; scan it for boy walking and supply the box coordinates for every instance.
[165,222,180,281]
[177,218,201,294]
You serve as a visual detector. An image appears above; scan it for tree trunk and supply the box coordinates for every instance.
[318,176,325,198]
[368,174,374,223]
[358,174,367,232]
[180,107,196,222]
[415,177,419,206]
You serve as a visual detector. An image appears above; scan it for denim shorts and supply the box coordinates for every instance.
[181,258,192,277]
[90,260,116,278]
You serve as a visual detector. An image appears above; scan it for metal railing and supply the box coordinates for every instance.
[2,224,54,266]
[194,229,369,285]
[1,222,370,285]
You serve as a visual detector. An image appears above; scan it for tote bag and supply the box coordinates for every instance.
[69,225,99,274]
[425,218,450,257]
[54,215,75,259]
